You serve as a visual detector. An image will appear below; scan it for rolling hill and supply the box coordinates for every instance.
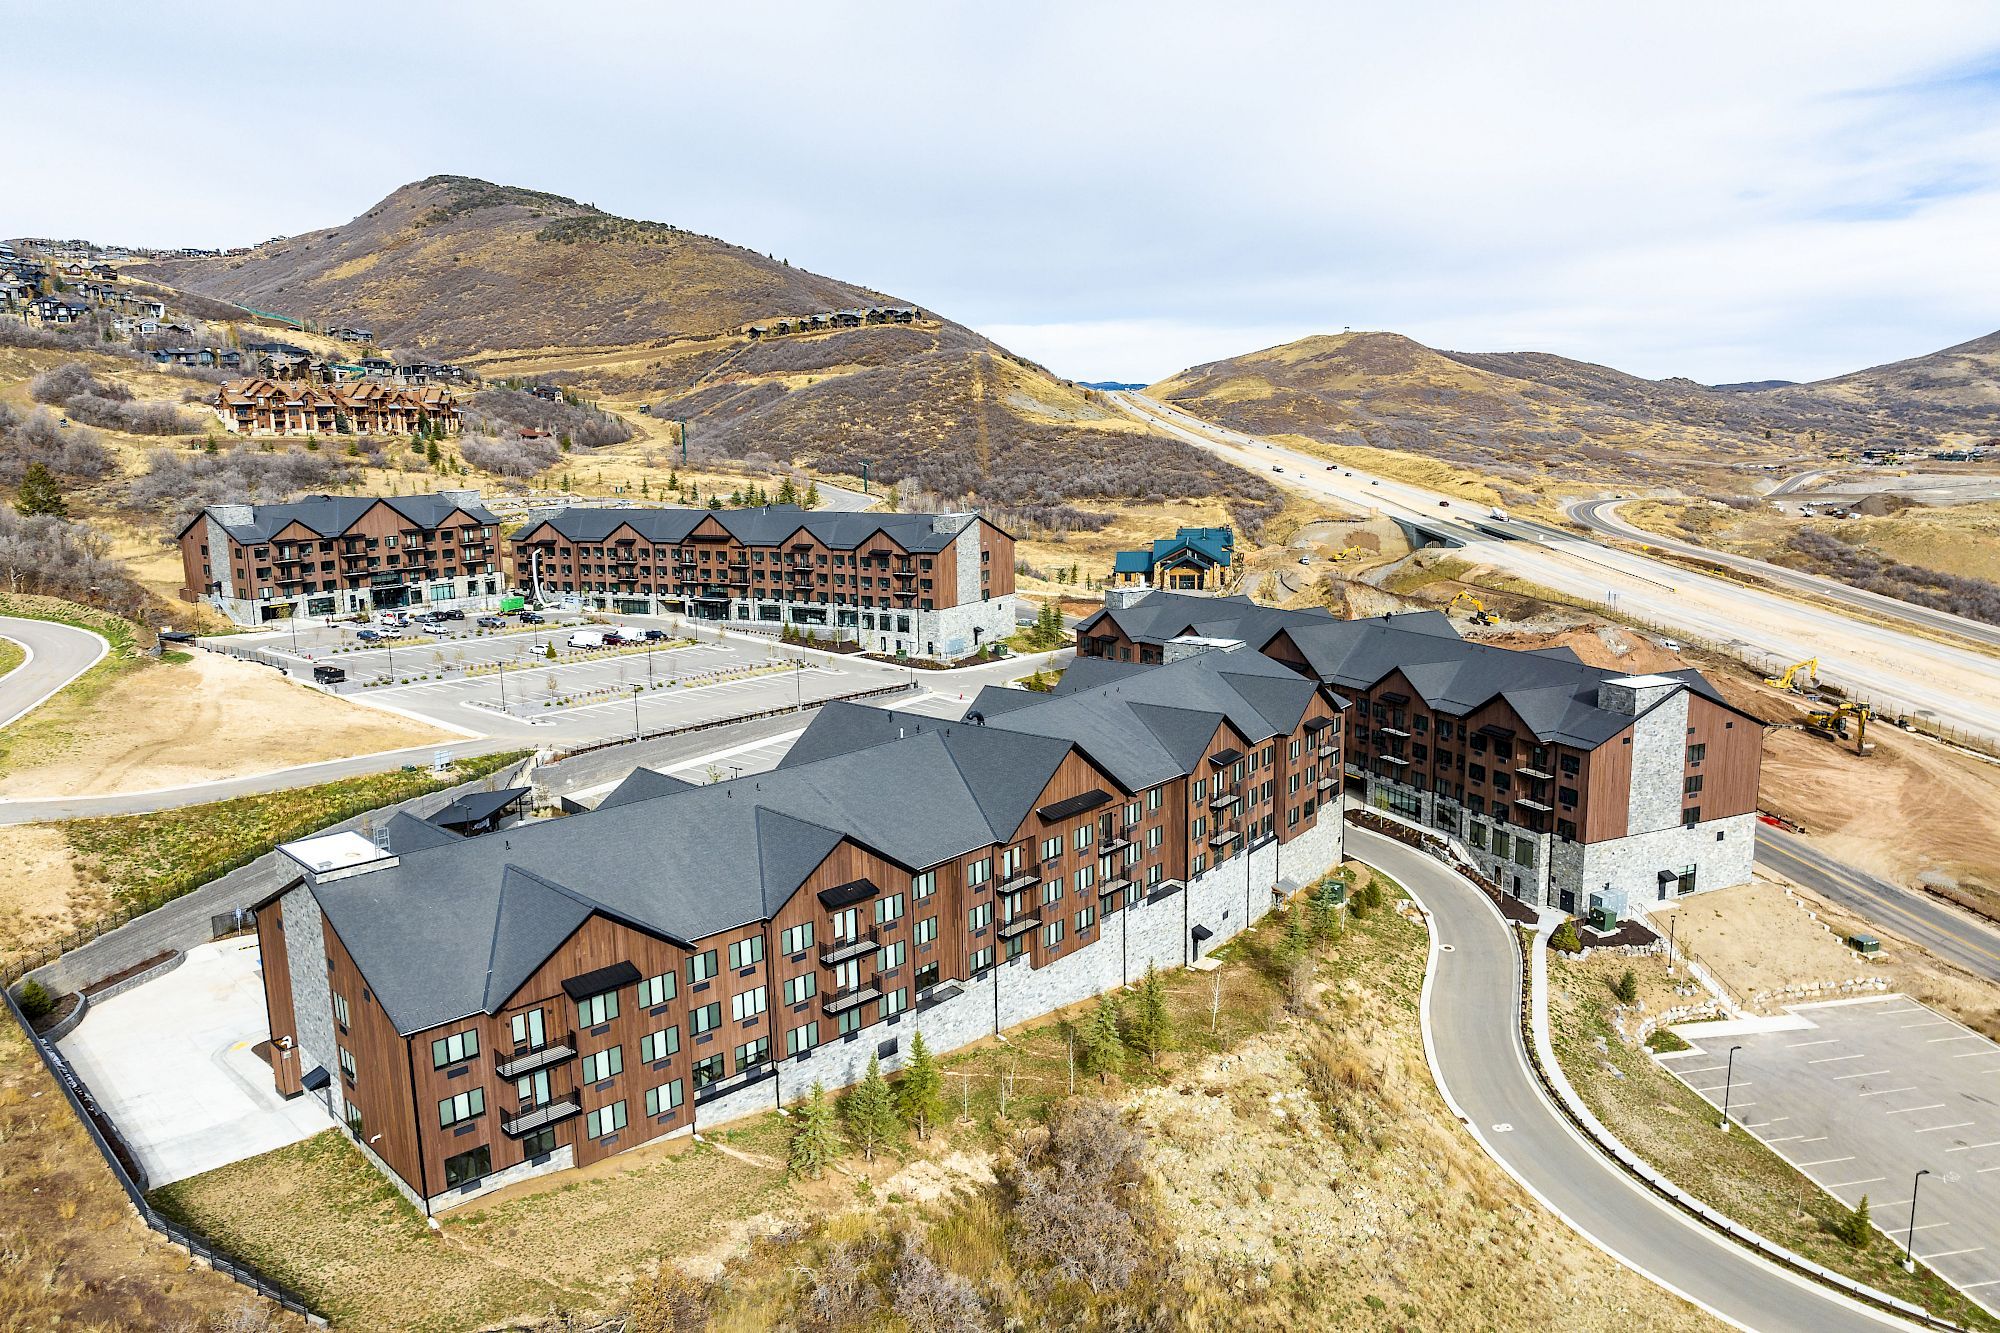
[133,176,1281,537]
[1150,328,2000,494]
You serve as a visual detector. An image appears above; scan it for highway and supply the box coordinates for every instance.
[1350,826,1917,1333]
[1567,497,2000,653]
[1756,826,2000,984]
[1112,392,2000,745]
[0,616,109,729]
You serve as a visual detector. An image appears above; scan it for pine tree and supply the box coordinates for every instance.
[1129,964,1172,1066]
[788,1082,839,1179]
[844,1054,901,1161]
[641,478,650,498]
[667,469,680,491]
[706,495,722,511]
[729,488,744,507]
[1079,992,1125,1083]
[897,1032,946,1139]
[13,462,67,517]
[885,484,900,512]
[777,477,797,505]
[1839,1194,1873,1248]
[804,481,821,510]
[425,438,442,469]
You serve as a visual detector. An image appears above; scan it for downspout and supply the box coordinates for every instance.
[403,1037,433,1216]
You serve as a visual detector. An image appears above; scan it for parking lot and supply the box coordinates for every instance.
[1662,995,2000,1312]
[59,939,332,1187]
[214,614,927,745]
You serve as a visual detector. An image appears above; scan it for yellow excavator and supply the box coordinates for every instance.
[1803,700,1872,756]
[1330,546,1368,562]
[1765,657,1818,692]
[1447,589,1497,625]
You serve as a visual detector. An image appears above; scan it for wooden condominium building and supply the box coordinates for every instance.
[179,490,502,624]
[213,377,460,437]
[1078,589,1763,918]
[510,505,1018,661]
[254,641,1347,1211]
[1110,526,1234,590]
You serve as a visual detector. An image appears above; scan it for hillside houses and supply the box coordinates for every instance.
[746,304,921,338]
[214,377,461,437]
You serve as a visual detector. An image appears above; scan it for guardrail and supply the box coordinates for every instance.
[545,680,918,763]
[1509,919,1968,1331]
[2,988,325,1326]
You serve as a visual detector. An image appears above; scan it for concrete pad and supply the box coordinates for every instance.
[58,937,332,1186]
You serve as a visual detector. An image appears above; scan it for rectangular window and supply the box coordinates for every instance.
[692,1054,725,1088]
[338,1045,357,1081]
[787,1021,820,1056]
[965,856,992,887]
[830,907,860,942]
[728,937,764,970]
[689,950,719,983]
[1513,839,1537,869]
[577,989,620,1028]
[1683,806,1702,827]
[1687,743,1707,765]
[431,1029,479,1068]
[968,902,993,931]
[443,1145,490,1189]
[1194,778,1207,803]
[640,1027,680,1063]
[875,893,906,925]
[585,1100,627,1139]
[783,972,817,1005]
[438,1088,486,1127]
[637,971,676,1008]
[509,1008,546,1049]
[645,1080,685,1117]
[1073,824,1093,851]
[914,915,938,946]
[1193,853,1208,875]
[1147,826,1163,849]
[879,987,908,1021]
[732,986,768,1021]
[1041,835,1063,862]
[1074,865,1094,893]
[970,946,995,973]
[734,1036,771,1072]
[691,1002,723,1034]
[779,922,814,955]
[911,870,937,900]
[1125,800,1141,826]
[1042,919,1065,949]
[581,1045,623,1083]
[1148,788,1163,811]
[332,992,350,1030]
[1684,773,1704,795]
[837,1007,864,1036]
[878,940,907,971]
[1076,905,1096,933]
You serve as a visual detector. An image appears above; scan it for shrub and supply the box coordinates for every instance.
[1836,1194,1873,1248]
[458,431,561,477]
[1549,920,1584,954]
[14,978,56,1020]
[30,361,199,434]
[0,408,115,483]
[463,387,632,447]
[1611,968,1640,1004]
[1001,1098,1150,1294]
[128,444,353,523]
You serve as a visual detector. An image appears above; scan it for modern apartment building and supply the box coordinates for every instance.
[1077,590,1763,917]
[509,506,1017,660]
[178,491,503,624]
[213,377,461,437]
[254,641,1346,1211]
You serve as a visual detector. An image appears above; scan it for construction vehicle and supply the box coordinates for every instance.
[1765,657,1818,692]
[1329,545,1368,562]
[1447,589,1497,625]
[1803,700,1873,755]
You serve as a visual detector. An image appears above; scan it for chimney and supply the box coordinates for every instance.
[1103,584,1150,611]
[1596,673,1685,716]
[439,488,484,509]
[1163,635,1243,664]
[930,512,975,535]
[209,503,255,527]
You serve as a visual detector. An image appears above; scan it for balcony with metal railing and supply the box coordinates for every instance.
[819,930,879,966]
[821,982,884,1016]
[501,1093,580,1138]
[494,1032,577,1080]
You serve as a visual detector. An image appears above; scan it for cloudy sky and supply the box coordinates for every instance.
[13,1,2000,384]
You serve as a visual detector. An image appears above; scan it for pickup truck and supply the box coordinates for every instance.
[313,664,347,685]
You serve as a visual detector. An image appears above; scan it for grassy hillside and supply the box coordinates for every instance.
[132,176,891,355]
[1151,328,2000,498]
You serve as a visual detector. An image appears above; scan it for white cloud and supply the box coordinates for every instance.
[10,1,2000,385]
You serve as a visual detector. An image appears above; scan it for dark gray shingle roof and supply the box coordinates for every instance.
[516,504,1002,553]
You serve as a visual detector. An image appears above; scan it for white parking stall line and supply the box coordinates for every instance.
[1827,1177,1886,1189]
[1884,1103,1947,1115]
[1913,1121,1976,1133]
[1764,1133,1805,1143]
[1832,1069,1892,1080]
[1900,1019,1952,1028]
[1929,1035,1986,1044]
[1692,1083,1749,1094]
[1961,1280,2000,1291]
[1921,1247,1986,1260]
[1809,1054,1867,1064]
[1907,1222,1953,1232]
[1857,1086,1918,1097]
[1946,1140,2000,1153]
[1956,1050,1997,1058]
[1787,1039,1840,1049]
[1980,1165,2000,1174]
[1681,1064,1727,1074]
[1796,1135,1829,1143]
[1798,1156,1856,1167]
[1743,1117,1790,1129]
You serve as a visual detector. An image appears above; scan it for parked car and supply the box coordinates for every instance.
[1273,465,1284,473]
[476,615,504,628]
[519,611,545,624]
[599,630,628,646]
[437,608,465,621]
[567,630,608,650]
[356,628,382,643]
[420,622,449,635]
[640,628,669,643]
[312,664,347,685]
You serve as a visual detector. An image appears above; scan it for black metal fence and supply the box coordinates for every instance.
[2,988,326,1326]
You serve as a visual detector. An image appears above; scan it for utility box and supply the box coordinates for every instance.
[1589,905,1618,933]
[1847,933,1881,955]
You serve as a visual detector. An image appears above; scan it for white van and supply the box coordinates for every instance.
[566,629,607,650]
[1489,507,1509,522]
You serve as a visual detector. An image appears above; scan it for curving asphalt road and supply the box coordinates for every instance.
[0,615,109,730]
[1757,825,2000,984]
[1567,497,2000,653]
[1350,826,1915,1333]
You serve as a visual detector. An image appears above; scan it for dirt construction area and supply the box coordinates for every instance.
[0,649,451,798]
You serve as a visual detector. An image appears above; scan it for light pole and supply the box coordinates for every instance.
[631,685,642,739]
[1905,1169,1931,1272]
[498,657,507,712]
[1718,1044,1743,1131]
